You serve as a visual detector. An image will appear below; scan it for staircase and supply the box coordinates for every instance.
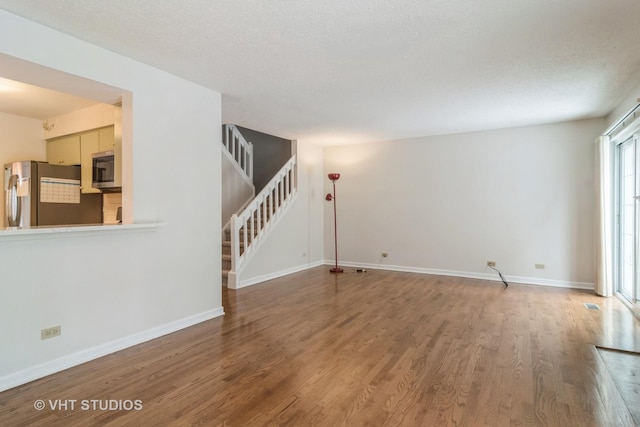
[221,125,297,289]
[223,124,253,181]
[221,195,276,277]
[221,241,234,279]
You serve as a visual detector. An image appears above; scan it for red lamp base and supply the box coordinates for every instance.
[330,267,344,273]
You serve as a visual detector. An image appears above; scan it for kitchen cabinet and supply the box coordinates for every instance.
[46,134,81,165]
[98,126,115,151]
[47,126,115,194]
[80,130,100,194]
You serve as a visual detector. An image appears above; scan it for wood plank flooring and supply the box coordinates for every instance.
[1,267,640,426]
[597,348,640,425]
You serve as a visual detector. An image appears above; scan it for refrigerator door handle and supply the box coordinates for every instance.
[7,174,21,226]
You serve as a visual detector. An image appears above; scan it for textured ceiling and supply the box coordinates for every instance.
[1,0,640,145]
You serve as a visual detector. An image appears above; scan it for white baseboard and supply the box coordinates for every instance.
[0,307,224,393]
[328,261,594,290]
[236,259,593,290]
[236,260,325,289]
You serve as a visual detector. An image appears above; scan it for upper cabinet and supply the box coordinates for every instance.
[47,125,115,193]
[80,130,100,194]
[46,134,81,165]
[82,126,114,193]
[43,103,121,193]
[98,126,115,152]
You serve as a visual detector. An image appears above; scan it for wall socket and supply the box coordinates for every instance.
[381,252,388,258]
[487,261,496,267]
[41,325,61,340]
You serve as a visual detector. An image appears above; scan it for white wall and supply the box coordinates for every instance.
[0,10,222,390]
[237,140,325,286]
[0,112,47,223]
[43,103,116,139]
[324,118,605,288]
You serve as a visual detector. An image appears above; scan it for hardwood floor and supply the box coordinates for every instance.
[2,267,640,426]
[597,348,640,425]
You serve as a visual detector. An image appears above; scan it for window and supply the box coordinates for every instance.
[615,135,639,303]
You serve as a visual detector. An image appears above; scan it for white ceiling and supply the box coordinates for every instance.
[1,0,640,145]
[0,77,101,120]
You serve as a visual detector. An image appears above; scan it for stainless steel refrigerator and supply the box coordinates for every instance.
[4,161,102,227]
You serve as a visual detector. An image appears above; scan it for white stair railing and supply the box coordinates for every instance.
[223,124,253,182]
[228,155,297,287]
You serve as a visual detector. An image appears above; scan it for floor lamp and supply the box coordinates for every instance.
[326,173,343,273]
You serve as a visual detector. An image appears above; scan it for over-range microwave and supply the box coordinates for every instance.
[92,150,118,189]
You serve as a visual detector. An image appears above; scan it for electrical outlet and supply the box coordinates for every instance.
[487,261,496,267]
[381,252,388,258]
[535,263,545,270]
[41,325,61,340]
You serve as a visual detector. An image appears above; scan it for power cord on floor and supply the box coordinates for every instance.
[488,265,509,288]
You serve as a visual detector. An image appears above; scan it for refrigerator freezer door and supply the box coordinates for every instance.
[6,173,20,226]
[4,161,35,228]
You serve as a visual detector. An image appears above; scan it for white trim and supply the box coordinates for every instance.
[0,307,224,392]
[327,261,594,290]
[222,193,256,233]
[221,145,255,191]
[227,154,298,289]
[234,260,324,289]
[222,124,253,182]
[233,260,593,290]
[235,190,299,267]
[0,222,161,241]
